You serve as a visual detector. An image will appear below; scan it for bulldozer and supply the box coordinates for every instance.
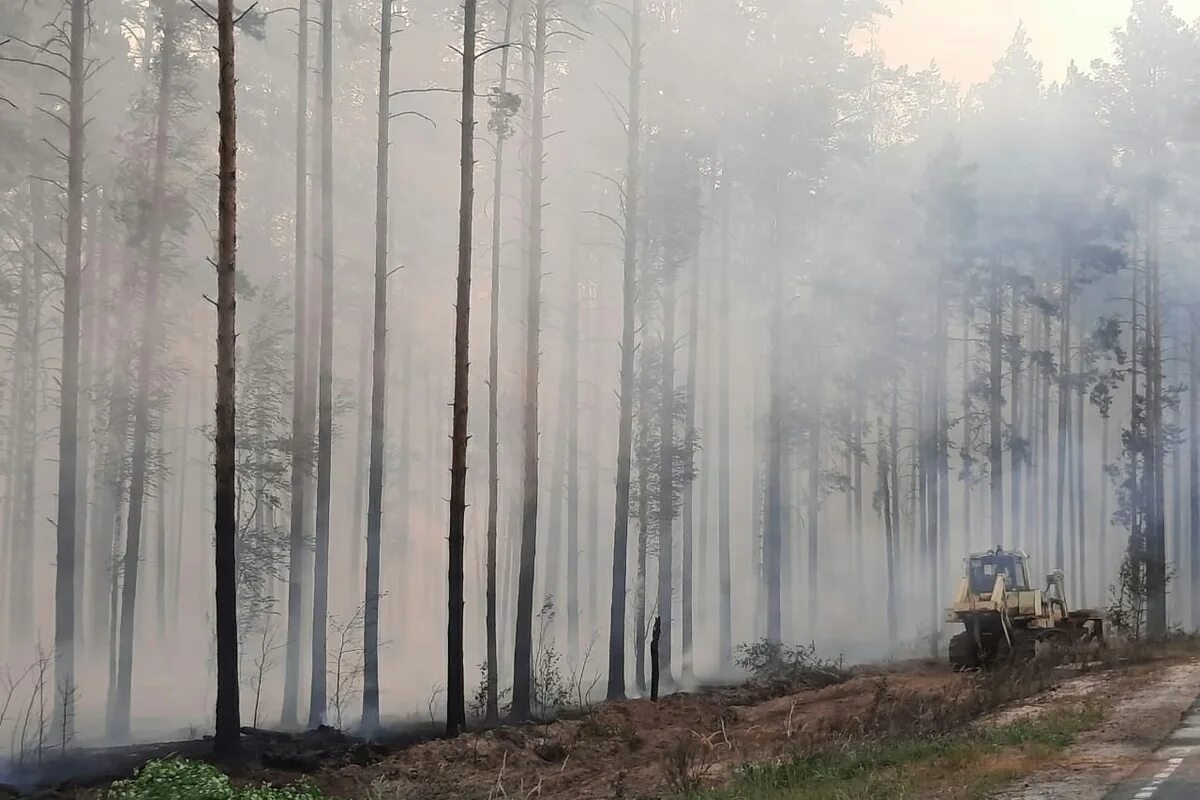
[946,546,1104,670]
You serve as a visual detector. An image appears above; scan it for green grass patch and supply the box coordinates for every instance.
[682,705,1103,800]
[106,757,329,800]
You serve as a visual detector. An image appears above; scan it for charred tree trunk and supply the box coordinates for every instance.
[308,0,336,729]
[446,0,478,736]
[362,0,393,736]
[282,0,310,730]
[511,0,547,721]
[213,0,242,758]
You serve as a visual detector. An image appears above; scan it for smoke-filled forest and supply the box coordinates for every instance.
[2,0,1200,767]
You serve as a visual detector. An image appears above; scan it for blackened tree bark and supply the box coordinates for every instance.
[53,0,86,743]
[214,0,241,758]
[282,0,310,730]
[361,0,393,737]
[114,10,175,738]
[446,0,477,736]
[511,0,547,721]
[606,0,640,701]
[309,0,335,729]
[486,0,518,723]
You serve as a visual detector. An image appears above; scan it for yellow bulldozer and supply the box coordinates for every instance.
[946,546,1104,670]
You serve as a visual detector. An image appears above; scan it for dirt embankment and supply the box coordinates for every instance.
[21,649,1200,800]
[289,659,1018,799]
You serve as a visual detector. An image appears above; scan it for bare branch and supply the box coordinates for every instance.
[389,109,437,128]
[389,86,456,98]
[189,0,219,23]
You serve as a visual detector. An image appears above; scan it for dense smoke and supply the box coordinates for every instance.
[0,0,1197,755]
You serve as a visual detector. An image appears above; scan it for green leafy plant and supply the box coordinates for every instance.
[106,758,327,800]
[734,640,849,688]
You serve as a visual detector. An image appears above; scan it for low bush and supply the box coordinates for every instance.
[733,641,848,689]
[106,758,327,800]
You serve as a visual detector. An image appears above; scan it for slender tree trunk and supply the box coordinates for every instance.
[932,278,947,653]
[889,377,901,598]
[308,0,336,729]
[361,0,393,736]
[566,255,581,658]
[1076,386,1086,605]
[213,0,242,758]
[680,241,699,678]
[1189,319,1199,629]
[172,387,191,633]
[585,306,600,643]
[446,0,477,735]
[512,0,547,721]
[282,0,310,730]
[543,387,568,616]
[1010,295,1022,546]
[716,169,731,669]
[696,265,711,651]
[657,260,678,682]
[53,0,86,742]
[853,377,865,581]
[486,0,518,723]
[988,260,1004,546]
[806,365,821,628]
[1147,202,1167,635]
[633,358,650,694]
[73,199,97,657]
[962,313,972,554]
[1101,412,1110,605]
[114,14,175,737]
[351,313,370,582]
[155,446,168,637]
[880,416,896,645]
[1056,254,1072,572]
[1041,311,1052,568]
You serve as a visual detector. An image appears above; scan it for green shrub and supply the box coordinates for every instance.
[107,758,327,800]
[733,640,849,688]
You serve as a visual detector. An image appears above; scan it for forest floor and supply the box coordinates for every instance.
[10,641,1200,800]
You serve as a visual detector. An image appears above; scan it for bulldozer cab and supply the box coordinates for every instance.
[967,548,1030,595]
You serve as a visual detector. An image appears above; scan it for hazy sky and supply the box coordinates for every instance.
[878,0,1200,87]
